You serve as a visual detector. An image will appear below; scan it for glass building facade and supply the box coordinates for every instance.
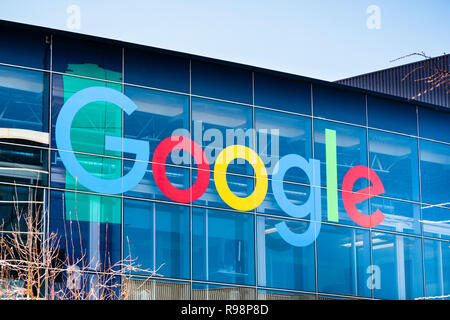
[0,21,449,300]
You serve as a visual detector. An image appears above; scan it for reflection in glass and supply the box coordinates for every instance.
[124,86,189,165]
[49,190,121,271]
[193,169,254,211]
[51,74,122,156]
[369,130,419,201]
[256,216,315,292]
[314,119,368,190]
[371,197,421,235]
[255,108,311,183]
[371,232,424,300]
[320,186,368,227]
[420,140,450,208]
[0,143,48,186]
[317,224,371,297]
[50,150,121,192]
[192,97,253,175]
[0,65,48,134]
[422,206,450,240]
[258,181,311,219]
[123,200,190,279]
[124,161,189,203]
[52,36,122,81]
[0,185,44,232]
[193,208,255,286]
[423,238,450,300]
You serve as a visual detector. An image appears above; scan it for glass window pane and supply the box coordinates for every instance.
[257,180,311,219]
[192,97,253,175]
[254,73,311,115]
[124,48,189,93]
[371,197,421,235]
[423,238,450,300]
[420,140,450,208]
[123,199,190,279]
[320,185,368,227]
[124,85,189,166]
[193,207,255,285]
[0,65,48,134]
[191,60,252,104]
[53,273,121,300]
[0,24,50,70]
[314,119,368,190]
[371,232,424,300]
[49,190,122,269]
[316,224,371,297]
[419,107,450,144]
[50,150,121,194]
[0,185,44,232]
[255,108,312,184]
[367,95,417,136]
[193,169,254,211]
[53,36,122,81]
[369,130,419,202]
[313,85,366,125]
[51,74,122,156]
[256,216,315,292]
[0,143,48,186]
[124,161,189,203]
[422,206,450,240]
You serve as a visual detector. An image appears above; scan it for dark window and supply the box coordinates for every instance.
[420,140,450,208]
[0,65,49,134]
[53,36,122,81]
[367,95,417,135]
[254,73,311,114]
[0,24,50,70]
[191,60,252,104]
[124,48,189,93]
[313,85,366,125]
[418,107,450,143]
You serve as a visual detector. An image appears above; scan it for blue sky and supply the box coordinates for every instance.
[0,0,448,81]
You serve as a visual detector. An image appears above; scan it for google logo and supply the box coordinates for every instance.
[56,87,386,247]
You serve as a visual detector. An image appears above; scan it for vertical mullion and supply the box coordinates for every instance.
[44,33,53,300]
[417,105,427,299]
[189,59,193,300]
[365,94,375,300]
[252,71,258,299]
[311,83,319,299]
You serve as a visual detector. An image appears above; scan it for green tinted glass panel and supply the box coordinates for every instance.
[63,64,123,223]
